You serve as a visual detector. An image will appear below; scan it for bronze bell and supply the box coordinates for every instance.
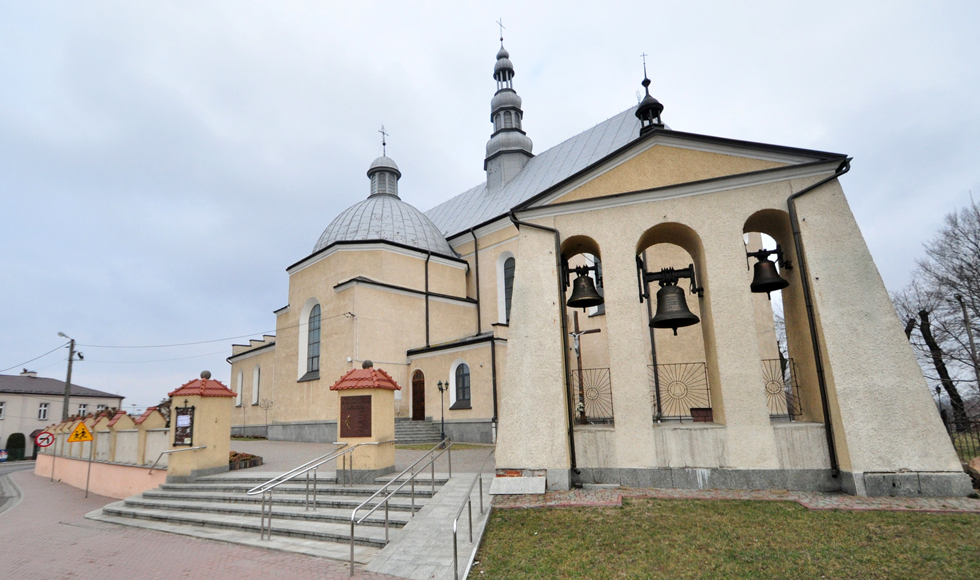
[567,273,604,309]
[750,259,789,298]
[650,284,700,335]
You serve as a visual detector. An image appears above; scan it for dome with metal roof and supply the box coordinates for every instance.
[312,156,455,257]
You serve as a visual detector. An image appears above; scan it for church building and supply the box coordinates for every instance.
[228,43,971,497]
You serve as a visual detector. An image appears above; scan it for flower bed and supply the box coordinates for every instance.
[229,451,263,471]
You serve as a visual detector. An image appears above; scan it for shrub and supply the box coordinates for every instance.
[5,432,26,450]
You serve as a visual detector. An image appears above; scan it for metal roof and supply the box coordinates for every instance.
[425,106,642,238]
[313,193,456,257]
[0,374,123,399]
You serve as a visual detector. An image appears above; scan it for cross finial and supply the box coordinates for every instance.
[497,18,505,44]
[640,52,649,78]
[378,125,388,156]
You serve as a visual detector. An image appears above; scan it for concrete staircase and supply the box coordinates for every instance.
[87,471,447,563]
[395,419,444,443]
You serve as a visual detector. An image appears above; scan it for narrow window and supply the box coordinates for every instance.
[77,403,87,416]
[307,304,321,374]
[371,174,379,195]
[0,401,6,420]
[38,402,49,420]
[455,364,471,406]
[252,366,260,405]
[504,257,516,323]
[504,111,513,128]
[236,371,243,407]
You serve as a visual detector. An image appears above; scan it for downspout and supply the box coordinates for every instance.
[470,228,482,336]
[786,157,851,479]
[490,337,499,443]
[425,251,431,347]
[508,211,577,471]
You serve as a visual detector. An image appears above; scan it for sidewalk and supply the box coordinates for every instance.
[0,470,398,580]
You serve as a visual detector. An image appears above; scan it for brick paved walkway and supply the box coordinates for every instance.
[492,486,980,513]
[0,470,400,580]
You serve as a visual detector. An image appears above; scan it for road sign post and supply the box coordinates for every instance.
[66,422,95,497]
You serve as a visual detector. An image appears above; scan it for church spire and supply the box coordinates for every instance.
[485,27,533,191]
[635,53,665,135]
[367,129,401,198]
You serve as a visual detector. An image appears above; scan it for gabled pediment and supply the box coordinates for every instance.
[525,131,844,209]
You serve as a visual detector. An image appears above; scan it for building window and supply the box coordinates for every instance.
[38,403,48,420]
[77,403,87,416]
[0,401,5,420]
[252,366,260,405]
[97,404,108,413]
[451,363,471,409]
[235,370,243,407]
[504,257,516,323]
[308,304,321,374]
[504,111,513,128]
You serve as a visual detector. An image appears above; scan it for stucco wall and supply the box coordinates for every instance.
[34,453,166,499]
[115,430,139,464]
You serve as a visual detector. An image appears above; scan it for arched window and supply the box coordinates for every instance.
[497,251,516,324]
[452,363,471,409]
[235,370,243,407]
[307,304,321,374]
[504,257,516,322]
[504,111,513,128]
[252,366,260,405]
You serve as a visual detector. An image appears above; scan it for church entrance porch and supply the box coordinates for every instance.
[412,370,425,421]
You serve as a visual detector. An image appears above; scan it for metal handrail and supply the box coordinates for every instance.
[147,446,207,474]
[348,440,454,577]
[451,448,495,580]
[248,440,395,540]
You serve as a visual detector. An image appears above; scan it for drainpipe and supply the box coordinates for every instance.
[490,337,499,443]
[508,211,577,471]
[425,251,431,347]
[470,228,482,336]
[786,157,851,479]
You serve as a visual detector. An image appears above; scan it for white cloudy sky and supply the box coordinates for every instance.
[2,1,978,412]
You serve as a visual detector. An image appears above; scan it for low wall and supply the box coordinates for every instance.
[34,453,166,499]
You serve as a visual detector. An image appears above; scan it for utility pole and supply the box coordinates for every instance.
[954,294,980,391]
[59,334,76,422]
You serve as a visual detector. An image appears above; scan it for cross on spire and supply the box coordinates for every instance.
[378,125,388,156]
[640,52,649,78]
[497,18,505,44]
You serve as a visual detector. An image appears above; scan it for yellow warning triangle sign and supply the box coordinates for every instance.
[67,422,94,443]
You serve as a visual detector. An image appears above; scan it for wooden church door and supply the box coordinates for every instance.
[412,371,425,420]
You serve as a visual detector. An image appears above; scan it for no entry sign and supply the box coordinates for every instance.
[35,431,55,447]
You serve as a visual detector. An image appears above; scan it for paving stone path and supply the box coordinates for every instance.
[493,486,980,513]
[0,470,398,580]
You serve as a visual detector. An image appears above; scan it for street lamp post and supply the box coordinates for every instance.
[953,294,980,391]
[437,380,447,441]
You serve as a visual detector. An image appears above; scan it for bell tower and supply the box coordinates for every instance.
[485,33,533,191]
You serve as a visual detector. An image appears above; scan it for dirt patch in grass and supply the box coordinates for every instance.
[474,498,980,579]
[395,443,487,450]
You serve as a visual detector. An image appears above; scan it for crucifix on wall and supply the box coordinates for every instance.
[569,311,601,423]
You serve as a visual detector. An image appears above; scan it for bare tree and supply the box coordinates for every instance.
[894,199,980,422]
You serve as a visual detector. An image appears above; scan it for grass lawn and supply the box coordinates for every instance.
[474,498,980,579]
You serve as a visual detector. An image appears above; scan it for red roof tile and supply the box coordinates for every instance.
[106,410,128,426]
[133,407,159,425]
[168,378,236,398]
[329,367,402,391]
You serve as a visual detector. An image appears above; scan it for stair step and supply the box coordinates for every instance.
[141,490,429,512]
[123,497,412,528]
[87,510,382,564]
[101,503,391,547]
[158,482,437,498]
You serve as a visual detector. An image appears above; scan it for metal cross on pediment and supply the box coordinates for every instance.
[569,311,601,422]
